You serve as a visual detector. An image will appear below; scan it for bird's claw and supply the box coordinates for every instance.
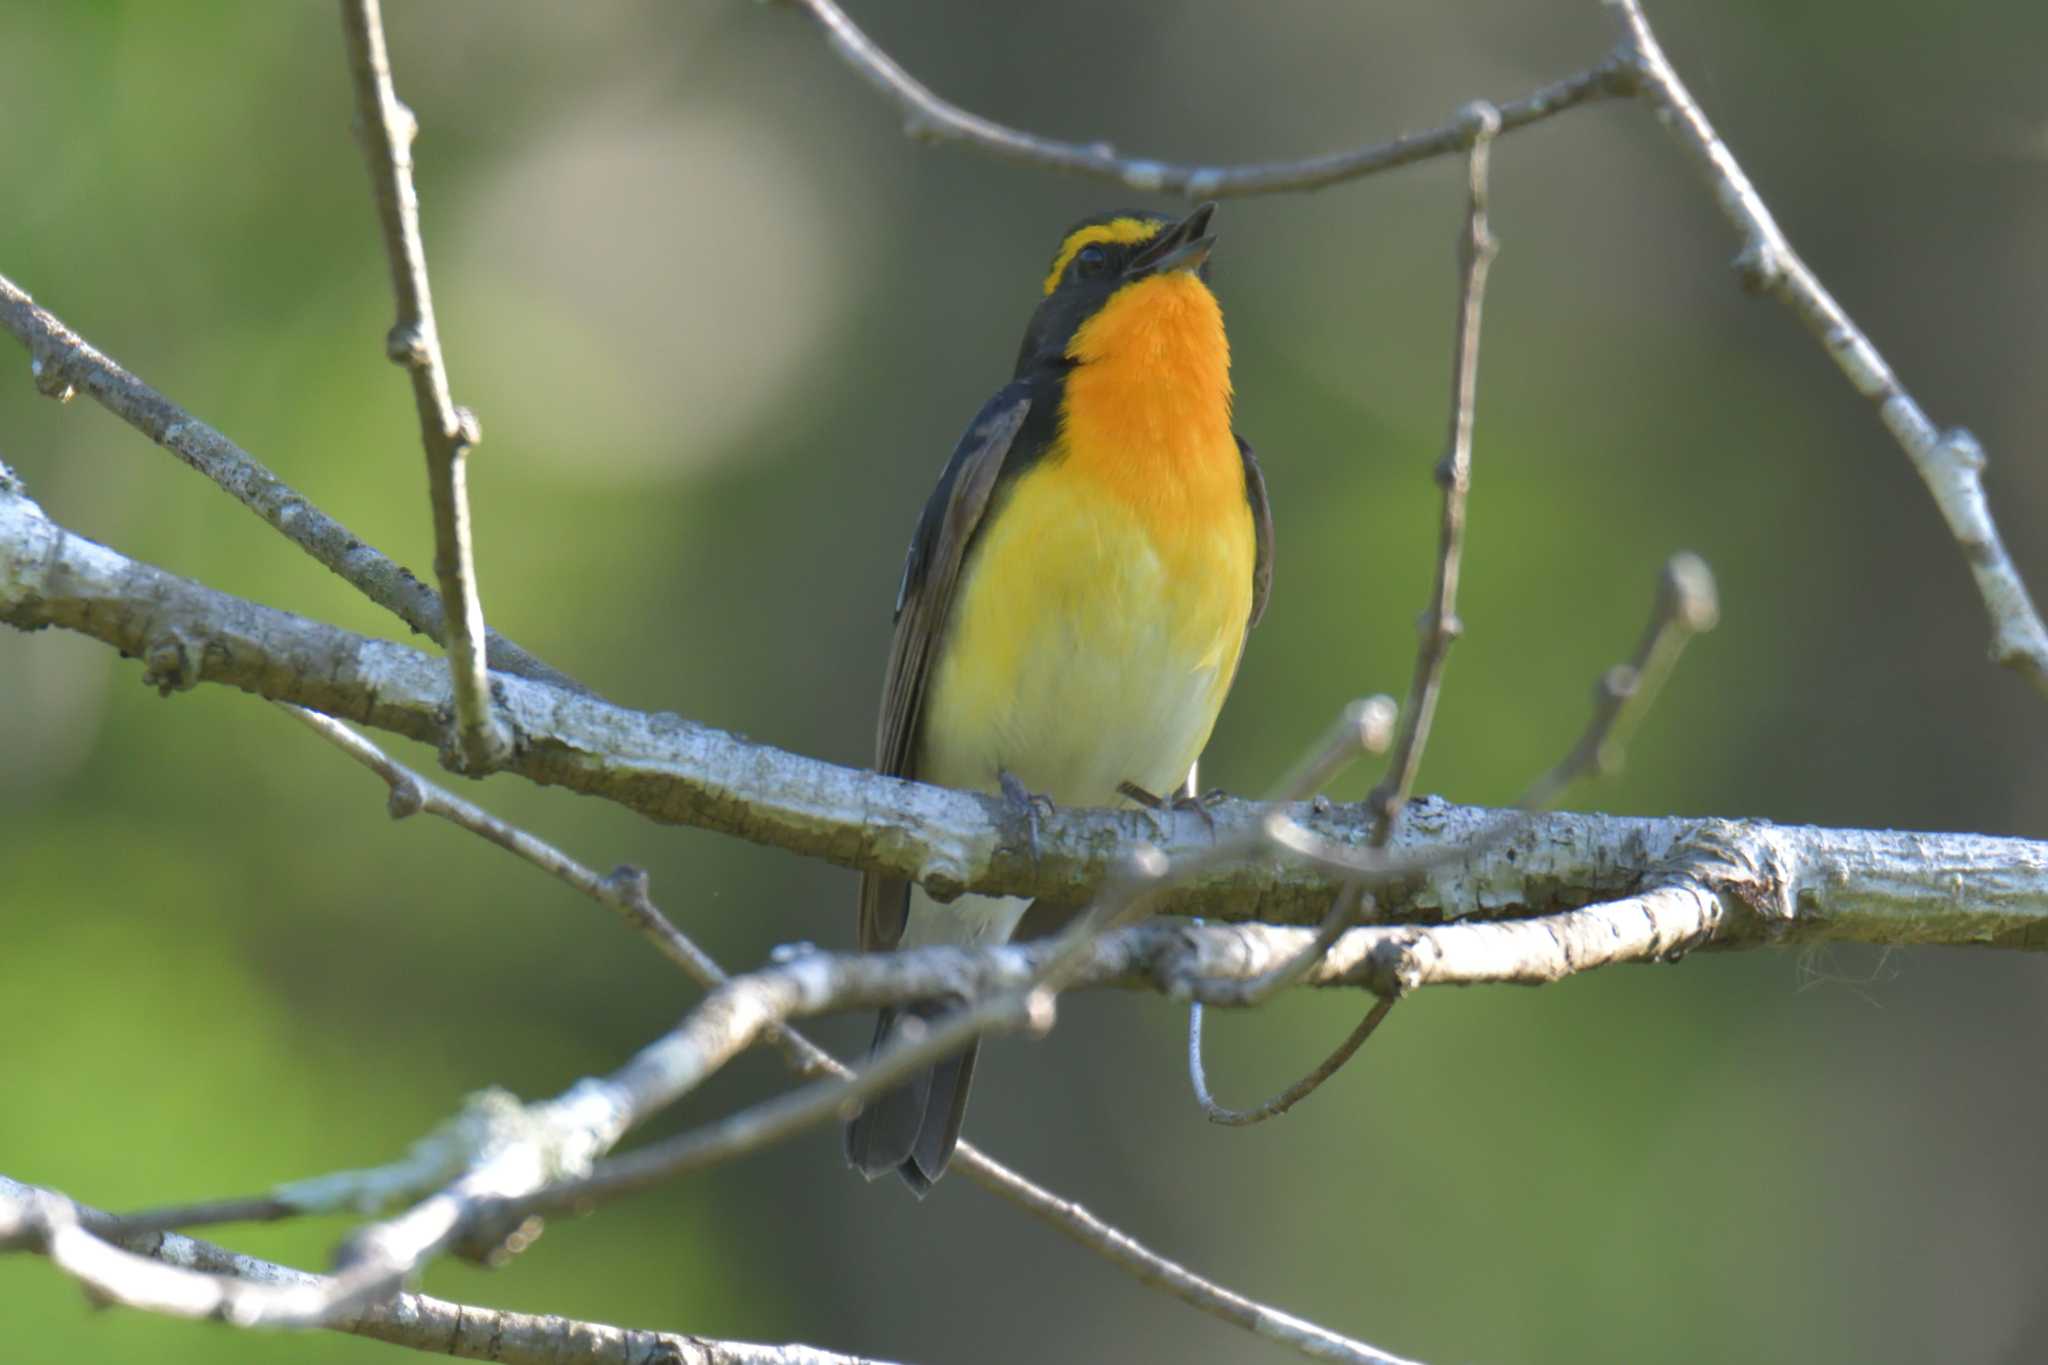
[999,770,1054,868]
[1117,780,1227,841]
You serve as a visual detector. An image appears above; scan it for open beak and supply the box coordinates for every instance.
[1125,201,1217,278]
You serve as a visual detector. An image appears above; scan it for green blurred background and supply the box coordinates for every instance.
[4,2,2047,1362]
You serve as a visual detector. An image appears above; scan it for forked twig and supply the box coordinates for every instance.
[1192,103,1502,1124]
[1270,552,1720,886]
[1189,551,1717,1124]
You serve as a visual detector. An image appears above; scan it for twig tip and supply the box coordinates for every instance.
[1661,552,1720,633]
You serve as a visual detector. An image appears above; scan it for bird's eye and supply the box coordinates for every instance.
[1076,244,1109,276]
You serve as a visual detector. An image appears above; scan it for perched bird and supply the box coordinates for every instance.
[844,202,1272,1194]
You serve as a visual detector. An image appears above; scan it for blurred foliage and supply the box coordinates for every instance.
[3,2,2048,1363]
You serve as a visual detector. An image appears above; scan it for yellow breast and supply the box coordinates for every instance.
[919,271,1254,804]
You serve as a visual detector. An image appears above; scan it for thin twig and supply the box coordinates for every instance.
[791,0,1624,198]
[954,1159,1424,1365]
[283,705,713,982]
[1366,101,1502,842]
[339,0,510,770]
[1267,697,1399,804]
[1517,551,1719,810]
[82,1195,298,1244]
[0,274,588,696]
[1191,104,1503,1125]
[1189,998,1397,1129]
[1604,0,2048,698]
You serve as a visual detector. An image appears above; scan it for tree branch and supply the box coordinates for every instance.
[340,0,510,769]
[788,0,1627,198]
[3,467,2044,942]
[0,272,587,696]
[0,1177,895,1365]
[1606,0,2048,697]
[10,8,2037,1365]
[65,820,2022,1327]
[256,716,1425,1365]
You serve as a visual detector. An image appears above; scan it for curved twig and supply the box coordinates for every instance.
[791,0,1625,198]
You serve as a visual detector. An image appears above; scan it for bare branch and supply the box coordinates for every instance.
[206,712,1420,1365]
[1605,0,2048,698]
[1367,101,1502,840]
[30,697,2039,1363]
[4,470,2045,939]
[339,0,509,769]
[1191,104,1503,1124]
[165,802,2000,1304]
[791,0,1624,198]
[0,1177,894,1365]
[0,273,586,695]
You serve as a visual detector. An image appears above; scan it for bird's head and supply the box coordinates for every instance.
[1015,202,1222,377]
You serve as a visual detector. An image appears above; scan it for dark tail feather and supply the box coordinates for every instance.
[843,1004,978,1196]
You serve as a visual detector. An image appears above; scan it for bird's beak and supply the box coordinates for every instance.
[1125,201,1217,278]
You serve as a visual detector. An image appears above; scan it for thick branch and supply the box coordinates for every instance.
[0,273,586,695]
[4,472,2046,940]
[1607,0,2048,696]
[340,0,509,769]
[791,0,1625,197]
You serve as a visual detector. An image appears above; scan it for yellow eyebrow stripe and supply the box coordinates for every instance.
[1042,218,1163,295]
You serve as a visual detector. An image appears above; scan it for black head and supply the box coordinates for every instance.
[1014,202,1218,376]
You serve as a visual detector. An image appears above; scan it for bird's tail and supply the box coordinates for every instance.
[843,1001,978,1197]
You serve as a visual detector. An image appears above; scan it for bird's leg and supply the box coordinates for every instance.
[1117,779,1226,840]
[998,769,1055,868]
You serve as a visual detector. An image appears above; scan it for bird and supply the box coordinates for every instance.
[844,201,1272,1195]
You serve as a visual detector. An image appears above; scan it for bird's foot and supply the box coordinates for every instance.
[998,770,1055,868]
[1117,780,1227,841]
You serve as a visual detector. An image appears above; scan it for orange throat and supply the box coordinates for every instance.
[1058,271,1237,517]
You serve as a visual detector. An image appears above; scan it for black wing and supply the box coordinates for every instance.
[1238,434,1275,630]
[859,384,1034,952]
